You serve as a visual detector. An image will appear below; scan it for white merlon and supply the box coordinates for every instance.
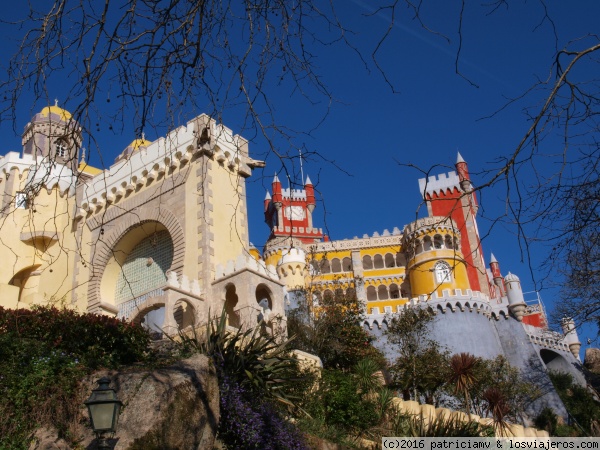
[280,187,307,200]
[79,115,253,215]
[165,271,202,297]
[0,152,77,196]
[418,170,461,198]
[215,253,279,281]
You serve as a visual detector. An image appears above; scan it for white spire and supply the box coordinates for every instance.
[273,173,280,183]
[457,152,465,163]
[490,253,498,263]
[305,174,312,185]
[265,191,271,200]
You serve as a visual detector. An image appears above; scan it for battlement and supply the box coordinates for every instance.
[418,170,461,198]
[0,151,34,176]
[280,187,307,200]
[215,253,279,282]
[78,114,254,218]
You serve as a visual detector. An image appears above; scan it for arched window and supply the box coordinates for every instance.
[374,254,384,269]
[335,288,344,299]
[366,286,377,301]
[362,255,373,270]
[378,285,389,300]
[323,289,334,300]
[445,235,453,250]
[423,236,432,251]
[434,234,443,249]
[331,258,341,273]
[346,287,357,299]
[414,239,423,254]
[434,261,452,283]
[396,252,405,267]
[385,253,395,267]
[342,257,352,272]
[320,259,331,274]
[389,283,400,299]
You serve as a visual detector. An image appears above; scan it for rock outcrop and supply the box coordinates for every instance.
[29,354,219,450]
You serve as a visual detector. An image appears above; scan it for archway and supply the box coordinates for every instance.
[540,349,574,374]
[225,284,240,328]
[100,222,174,311]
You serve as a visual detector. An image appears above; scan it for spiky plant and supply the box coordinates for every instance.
[390,412,493,437]
[354,358,382,394]
[449,353,478,415]
[482,387,511,435]
[176,307,301,409]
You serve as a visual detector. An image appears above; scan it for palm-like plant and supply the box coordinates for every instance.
[449,353,478,415]
[482,387,511,435]
[177,307,301,409]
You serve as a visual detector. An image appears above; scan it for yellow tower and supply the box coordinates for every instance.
[404,216,470,297]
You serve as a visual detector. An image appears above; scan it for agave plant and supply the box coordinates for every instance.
[177,307,301,409]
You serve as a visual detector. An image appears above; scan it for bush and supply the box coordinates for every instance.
[305,369,378,434]
[0,306,150,368]
[0,306,152,449]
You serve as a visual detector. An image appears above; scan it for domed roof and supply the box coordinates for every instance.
[39,101,72,121]
[504,272,520,282]
[127,137,152,150]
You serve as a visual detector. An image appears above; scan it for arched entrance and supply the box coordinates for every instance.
[540,349,575,374]
[100,222,174,315]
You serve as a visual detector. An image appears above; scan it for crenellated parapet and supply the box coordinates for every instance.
[77,114,260,219]
[215,253,279,282]
[418,170,461,198]
[403,216,460,242]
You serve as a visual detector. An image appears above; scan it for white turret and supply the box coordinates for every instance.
[277,247,307,290]
[504,272,526,321]
[561,318,582,360]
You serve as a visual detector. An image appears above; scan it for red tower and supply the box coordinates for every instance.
[264,174,323,243]
[418,153,489,295]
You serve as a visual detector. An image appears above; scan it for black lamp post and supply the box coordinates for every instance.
[85,377,122,449]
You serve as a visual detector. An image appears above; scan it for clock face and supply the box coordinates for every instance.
[285,206,305,220]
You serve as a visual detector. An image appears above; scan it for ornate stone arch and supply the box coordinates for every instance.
[88,206,185,312]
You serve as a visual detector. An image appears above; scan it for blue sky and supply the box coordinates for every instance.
[0,1,598,342]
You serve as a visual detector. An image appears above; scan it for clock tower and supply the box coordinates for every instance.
[264,174,323,244]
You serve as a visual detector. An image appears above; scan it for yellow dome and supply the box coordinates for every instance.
[128,138,152,150]
[40,103,72,121]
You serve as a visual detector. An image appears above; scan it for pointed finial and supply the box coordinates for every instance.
[456,152,465,163]
[305,174,313,185]
[273,173,280,183]
[490,253,497,263]
[80,147,86,161]
[265,191,271,200]
[141,131,146,141]
[54,98,59,107]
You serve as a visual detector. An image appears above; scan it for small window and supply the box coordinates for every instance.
[435,261,452,283]
[15,191,28,209]
[55,141,67,159]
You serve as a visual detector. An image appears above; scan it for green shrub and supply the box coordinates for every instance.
[0,306,150,368]
[549,371,600,435]
[0,306,152,449]
[306,369,378,434]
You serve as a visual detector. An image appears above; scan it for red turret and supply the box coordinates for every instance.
[264,191,271,213]
[271,173,282,203]
[263,173,323,244]
[489,253,505,297]
[418,152,488,295]
[305,175,315,212]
